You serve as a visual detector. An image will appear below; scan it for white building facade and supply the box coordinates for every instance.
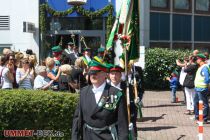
[0,0,39,58]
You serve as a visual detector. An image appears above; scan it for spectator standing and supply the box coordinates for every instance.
[69,58,87,92]
[166,71,179,103]
[194,53,209,123]
[183,56,198,115]
[58,64,73,92]
[46,57,61,91]
[34,66,54,90]
[8,54,18,88]
[1,55,14,89]
[193,49,199,56]
[176,57,189,104]
[16,58,34,89]
[204,52,210,65]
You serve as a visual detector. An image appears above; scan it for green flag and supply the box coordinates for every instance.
[119,0,139,61]
[127,0,140,61]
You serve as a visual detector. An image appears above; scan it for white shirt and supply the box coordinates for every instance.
[92,82,106,103]
[206,59,210,65]
[34,75,50,89]
[65,48,73,54]
[73,51,79,58]
[179,67,187,86]
[85,55,91,63]
[111,82,121,90]
[2,67,13,89]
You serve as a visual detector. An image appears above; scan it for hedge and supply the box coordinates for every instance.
[0,90,79,139]
[145,48,191,89]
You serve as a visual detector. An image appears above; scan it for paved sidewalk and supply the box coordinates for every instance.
[137,91,210,140]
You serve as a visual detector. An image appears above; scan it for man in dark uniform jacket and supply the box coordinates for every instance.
[69,46,82,65]
[62,42,74,64]
[109,65,138,139]
[71,60,128,140]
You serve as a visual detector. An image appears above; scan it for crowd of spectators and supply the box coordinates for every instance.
[168,49,210,123]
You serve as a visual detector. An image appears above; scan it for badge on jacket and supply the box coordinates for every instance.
[97,91,122,111]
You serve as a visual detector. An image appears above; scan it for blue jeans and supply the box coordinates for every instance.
[194,90,209,121]
[171,88,176,102]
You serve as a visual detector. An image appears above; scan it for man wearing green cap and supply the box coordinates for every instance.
[93,47,105,64]
[194,53,209,123]
[93,47,115,64]
[51,45,62,65]
[71,60,128,140]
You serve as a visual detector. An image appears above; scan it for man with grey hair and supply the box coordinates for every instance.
[34,66,54,90]
[71,60,128,140]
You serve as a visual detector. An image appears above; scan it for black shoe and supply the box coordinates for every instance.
[171,101,176,103]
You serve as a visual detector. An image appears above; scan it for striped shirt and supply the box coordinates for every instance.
[16,68,33,89]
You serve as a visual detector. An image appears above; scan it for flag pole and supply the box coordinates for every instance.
[120,0,132,125]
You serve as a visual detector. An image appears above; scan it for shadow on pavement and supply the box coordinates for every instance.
[177,135,186,140]
[138,114,166,122]
[137,126,176,131]
[143,104,185,108]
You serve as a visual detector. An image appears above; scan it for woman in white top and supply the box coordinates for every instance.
[16,58,34,89]
[1,55,14,89]
[34,66,54,90]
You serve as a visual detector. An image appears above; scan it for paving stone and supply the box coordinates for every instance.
[137,91,210,140]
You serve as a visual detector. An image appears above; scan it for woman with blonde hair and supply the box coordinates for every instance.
[16,58,34,89]
[58,64,73,91]
[45,57,61,90]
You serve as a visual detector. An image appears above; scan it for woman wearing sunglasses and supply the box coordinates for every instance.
[16,58,34,89]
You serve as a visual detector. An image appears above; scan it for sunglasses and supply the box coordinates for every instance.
[9,58,14,60]
[23,62,29,64]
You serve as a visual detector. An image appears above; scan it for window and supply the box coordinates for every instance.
[150,13,170,40]
[0,16,10,30]
[194,16,210,41]
[174,0,191,10]
[173,14,191,41]
[196,0,210,12]
[151,0,169,10]
[54,17,103,30]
